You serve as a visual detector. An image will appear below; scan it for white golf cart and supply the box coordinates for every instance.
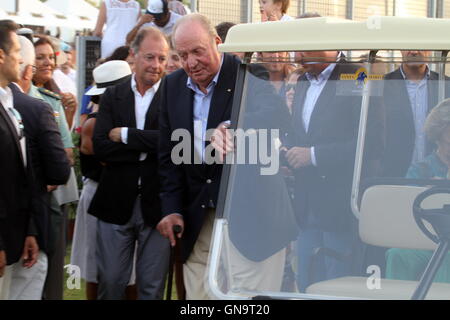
[207,16,450,300]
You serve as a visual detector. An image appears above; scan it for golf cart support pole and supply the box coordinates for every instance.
[438,50,448,102]
[351,50,378,219]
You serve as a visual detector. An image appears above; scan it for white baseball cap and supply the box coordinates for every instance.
[85,60,132,96]
[147,0,168,16]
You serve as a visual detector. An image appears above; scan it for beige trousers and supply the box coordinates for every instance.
[9,251,48,300]
[0,265,13,300]
[183,210,286,300]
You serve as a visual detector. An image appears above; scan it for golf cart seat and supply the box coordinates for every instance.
[307,277,450,300]
[306,184,450,300]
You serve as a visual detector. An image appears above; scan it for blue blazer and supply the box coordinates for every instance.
[291,62,385,232]
[9,83,70,254]
[158,53,241,262]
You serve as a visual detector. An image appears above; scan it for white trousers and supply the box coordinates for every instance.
[183,210,286,300]
[9,251,48,300]
[0,265,13,300]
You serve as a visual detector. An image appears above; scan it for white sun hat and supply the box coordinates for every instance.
[85,60,132,96]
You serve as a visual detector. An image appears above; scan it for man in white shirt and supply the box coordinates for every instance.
[0,19,39,300]
[7,35,71,301]
[126,0,182,44]
[90,26,170,300]
[285,49,384,292]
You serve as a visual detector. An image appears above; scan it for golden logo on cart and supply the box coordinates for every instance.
[340,67,384,87]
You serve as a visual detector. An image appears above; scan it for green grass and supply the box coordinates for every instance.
[63,242,178,300]
[64,244,87,300]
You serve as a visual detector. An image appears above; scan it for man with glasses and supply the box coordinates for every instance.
[0,20,39,300]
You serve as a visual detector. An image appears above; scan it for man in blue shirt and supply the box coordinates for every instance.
[383,50,450,177]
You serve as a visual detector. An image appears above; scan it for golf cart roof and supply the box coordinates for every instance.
[219,16,450,53]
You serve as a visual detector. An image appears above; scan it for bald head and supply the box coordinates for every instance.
[18,35,35,77]
[16,35,35,92]
[172,13,219,50]
[171,14,222,92]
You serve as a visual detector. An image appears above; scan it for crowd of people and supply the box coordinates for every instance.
[1,0,450,300]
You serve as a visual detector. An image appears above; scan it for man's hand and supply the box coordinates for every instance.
[22,236,39,268]
[47,185,58,192]
[0,250,6,278]
[138,14,154,25]
[210,121,234,162]
[61,93,77,112]
[156,214,184,247]
[109,128,123,143]
[285,147,312,169]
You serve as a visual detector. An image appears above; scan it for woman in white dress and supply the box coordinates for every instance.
[94,0,141,59]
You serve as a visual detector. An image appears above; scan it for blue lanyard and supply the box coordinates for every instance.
[8,107,24,140]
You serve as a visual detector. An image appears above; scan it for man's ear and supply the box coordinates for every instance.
[24,65,33,81]
[215,35,222,46]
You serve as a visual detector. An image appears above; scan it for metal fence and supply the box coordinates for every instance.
[190,0,446,26]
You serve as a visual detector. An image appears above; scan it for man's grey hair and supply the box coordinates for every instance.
[171,13,219,49]
[297,12,322,19]
[424,98,450,143]
[130,26,167,54]
[18,35,35,77]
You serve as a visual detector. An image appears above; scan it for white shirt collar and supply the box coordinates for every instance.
[305,62,336,84]
[131,74,161,96]
[186,54,224,94]
[0,85,11,97]
[0,85,13,109]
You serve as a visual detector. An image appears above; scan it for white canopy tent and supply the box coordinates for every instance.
[0,0,96,42]
[0,0,74,28]
[45,0,98,29]
[0,7,7,19]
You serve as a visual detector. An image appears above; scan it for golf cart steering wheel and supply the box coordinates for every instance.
[412,187,450,244]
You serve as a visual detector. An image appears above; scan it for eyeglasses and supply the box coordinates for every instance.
[8,107,24,140]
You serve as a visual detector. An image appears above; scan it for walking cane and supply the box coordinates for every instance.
[166,224,182,300]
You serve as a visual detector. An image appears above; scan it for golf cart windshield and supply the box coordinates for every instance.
[208,18,450,300]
